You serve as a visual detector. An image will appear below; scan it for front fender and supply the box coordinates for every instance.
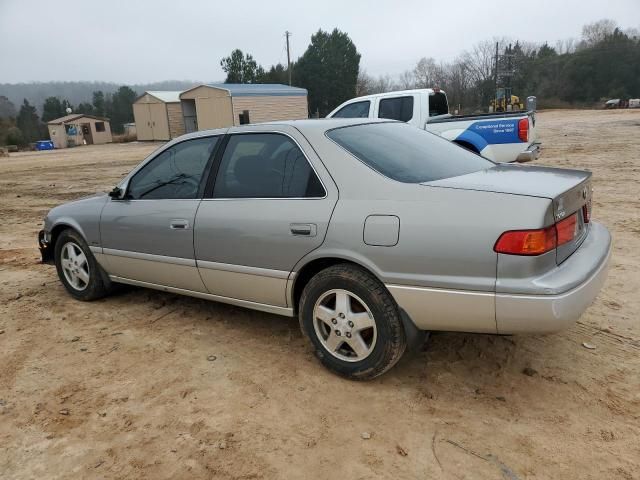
[39,218,89,264]
[43,193,108,252]
[50,216,89,242]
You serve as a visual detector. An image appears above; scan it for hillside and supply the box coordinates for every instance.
[0,80,212,114]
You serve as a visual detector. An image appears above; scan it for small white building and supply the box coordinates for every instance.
[47,114,112,149]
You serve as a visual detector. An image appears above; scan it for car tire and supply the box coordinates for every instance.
[299,264,406,380]
[54,228,111,301]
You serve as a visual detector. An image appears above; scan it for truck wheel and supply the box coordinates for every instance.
[299,264,406,380]
[54,229,111,301]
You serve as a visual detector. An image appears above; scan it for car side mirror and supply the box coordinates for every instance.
[109,186,124,199]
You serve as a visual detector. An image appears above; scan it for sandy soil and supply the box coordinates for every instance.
[1,110,639,479]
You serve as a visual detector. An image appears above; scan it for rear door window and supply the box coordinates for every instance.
[331,101,371,118]
[378,96,414,122]
[213,133,325,198]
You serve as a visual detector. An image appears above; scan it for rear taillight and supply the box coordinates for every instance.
[494,226,556,255]
[556,213,577,246]
[494,212,579,256]
[518,118,529,142]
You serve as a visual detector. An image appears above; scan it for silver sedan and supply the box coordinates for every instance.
[39,119,611,379]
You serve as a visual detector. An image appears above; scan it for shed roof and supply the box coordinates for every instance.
[181,83,307,98]
[144,91,183,103]
[47,114,109,125]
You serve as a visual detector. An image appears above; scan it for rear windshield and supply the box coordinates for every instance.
[326,122,493,183]
[430,92,449,116]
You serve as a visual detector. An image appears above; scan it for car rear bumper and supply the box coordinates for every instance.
[495,221,611,334]
[516,142,541,163]
[387,222,611,335]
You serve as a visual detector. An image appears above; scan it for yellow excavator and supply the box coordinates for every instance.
[490,88,524,112]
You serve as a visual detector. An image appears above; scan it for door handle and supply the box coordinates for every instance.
[290,223,317,237]
[170,219,189,230]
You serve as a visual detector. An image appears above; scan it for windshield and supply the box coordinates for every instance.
[326,122,494,183]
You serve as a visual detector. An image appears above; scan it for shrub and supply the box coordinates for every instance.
[5,127,24,146]
[112,133,137,143]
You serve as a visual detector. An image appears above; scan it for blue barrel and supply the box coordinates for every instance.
[35,140,55,150]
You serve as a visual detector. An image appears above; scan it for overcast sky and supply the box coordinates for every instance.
[1,0,638,84]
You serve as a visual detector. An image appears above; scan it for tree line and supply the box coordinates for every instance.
[220,19,639,116]
[1,18,638,147]
[0,86,137,146]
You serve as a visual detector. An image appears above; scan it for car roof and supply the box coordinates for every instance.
[169,119,401,147]
[261,117,394,131]
[180,118,394,139]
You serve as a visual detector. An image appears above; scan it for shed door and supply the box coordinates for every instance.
[195,96,233,130]
[149,103,170,141]
[133,104,153,141]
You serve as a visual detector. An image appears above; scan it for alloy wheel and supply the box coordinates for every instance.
[60,241,90,291]
[313,289,377,362]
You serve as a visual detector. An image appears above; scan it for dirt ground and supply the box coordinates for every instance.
[1,109,639,480]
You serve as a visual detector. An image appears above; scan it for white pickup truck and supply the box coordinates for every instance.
[327,89,541,163]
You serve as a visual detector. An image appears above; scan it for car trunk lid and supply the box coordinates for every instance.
[426,164,592,263]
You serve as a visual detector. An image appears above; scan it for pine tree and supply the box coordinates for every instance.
[220,49,265,84]
[92,91,105,117]
[17,99,43,144]
[42,97,64,122]
[294,29,361,116]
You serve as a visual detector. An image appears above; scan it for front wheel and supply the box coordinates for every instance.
[299,264,406,380]
[54,229,111,301]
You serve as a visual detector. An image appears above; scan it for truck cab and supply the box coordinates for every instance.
[327,89,541,164]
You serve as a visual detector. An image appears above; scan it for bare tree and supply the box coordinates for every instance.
[581,19,618,46]
[397,70,416,90]
[356,71,398,95]
[441,59,472,111]
[555,38,576,54]
[624,27,640,40]
[356,70,374,96]
[369,75,396,94]
[413,57,439,88]
[460,40,497,86]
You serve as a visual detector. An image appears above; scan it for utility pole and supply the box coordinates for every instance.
[285,31,292,86]
[493,41,499,111]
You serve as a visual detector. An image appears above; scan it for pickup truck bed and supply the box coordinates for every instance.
[428,111,531,123]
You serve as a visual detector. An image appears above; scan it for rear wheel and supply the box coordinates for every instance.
[54,229,111,301]
[299,264,406,380]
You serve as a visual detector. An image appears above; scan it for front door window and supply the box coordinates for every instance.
[127,136,219,200]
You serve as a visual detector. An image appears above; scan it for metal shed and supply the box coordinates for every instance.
[179,84,308,132]
[133,91,185,141]
[47,114,112,149]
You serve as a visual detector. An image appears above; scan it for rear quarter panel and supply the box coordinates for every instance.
[316,186,551,292]
[293,129,552,292]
